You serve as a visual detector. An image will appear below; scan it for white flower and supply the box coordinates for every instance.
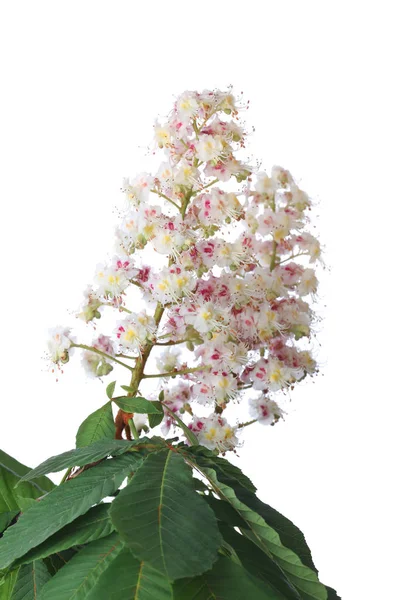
[149,265,196,303]
[94,262,130,299]
[195,134,224,162]
[115,311,156,353]
[156,347,182,373]
[82,335,115,378]
[249,395,283,425]
[184,301,229,335]
[176,92,199,122]
[255,172,277,197]
[297,268,318,297]
[174,161,201,188]
[122,172,154,204]
[154,122,171,148]
[48,327,72,363]
[190,414,238,451]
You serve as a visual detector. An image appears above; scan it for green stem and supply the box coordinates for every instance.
[237,418,258,429]
[162,403,199,446]
[128,418,139,441]
[155,339,189,346]
[270,241,278,271]
[193,178,219,195]
[151,188,180,210]
[103,303,132,313]
[277,252,308,266]
[71,343,134,372]
[269,197,278,271]
[60,467,73,483]
[142,365,208,379]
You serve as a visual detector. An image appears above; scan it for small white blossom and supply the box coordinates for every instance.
[48,327,72,363]
[195,134,224,163]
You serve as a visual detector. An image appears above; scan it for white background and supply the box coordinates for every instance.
[1,2,399,598]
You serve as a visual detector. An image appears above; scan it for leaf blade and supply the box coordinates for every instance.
[173,556,283,600]
[112,397,163,414]
[37,533,121,600]
[188,452,327,600]
[0,450,54,514]
[110,449,221,580]
[10,560,51,600]
[12,504,115,568]
[0,454,141,570]
[75,403,115,448]
[19,440,137,483]
[85,547,172,600]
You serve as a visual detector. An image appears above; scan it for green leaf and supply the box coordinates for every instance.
[173,556,283,599]
[0,568,19,599]
[190,448,318,573]
[10,560,51,599]
[12,504,115,568]
[219,523,300,600]
[110,450,221,580]
[0,450,55,514]
[105,381,116,400]
[42,550,76,576]
[189,447,256,493]
[75,403,115,448]
[19,440,138,483]
[112,397,162,414]
[0,454,141,570]
[204,495,248,529]
[247,502,317,574]
[120,385,136,393]
[148,402,164,428]
[188,454,327,600]
[0,512,19,536]
[38,533,121,600]
[325,586,341,599]
[85,547,172,600]
[162,406,198,446]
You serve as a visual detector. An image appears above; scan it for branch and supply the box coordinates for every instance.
[70,343,134,372]
[142,365,209,379]
[151,188,180,210]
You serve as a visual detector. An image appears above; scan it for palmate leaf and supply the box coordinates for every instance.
[148,402,164,429]
[19,440,138,483]
[0,513,19,536]
[0,450,54,514]
[187,451,327,600]
[10,560,51,600]
[188,447,257,493]
[0,454,141,570]
[85,547,172,600]
[112,397,163,414]
[75,403,115,448]
[12,504,114,568]
[173,556,283,600]
[325,586,342,600]
[218,523,301,600]
[42,549,77,577]
[110,449,222,580]
[0,568,19,600]
[38,533,122,600]
[189,448,317,573]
